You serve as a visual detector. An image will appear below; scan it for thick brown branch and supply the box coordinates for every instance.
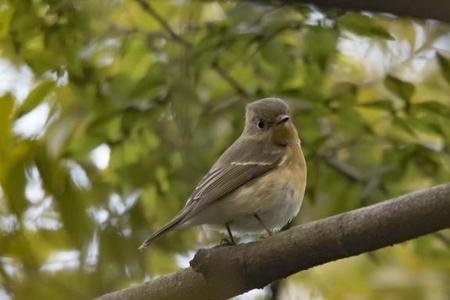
[94,183,450,300]
[258,0,450,22]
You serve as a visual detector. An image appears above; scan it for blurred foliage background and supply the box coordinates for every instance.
[0,1,449,299]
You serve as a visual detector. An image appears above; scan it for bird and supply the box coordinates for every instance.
[139,97,307,249]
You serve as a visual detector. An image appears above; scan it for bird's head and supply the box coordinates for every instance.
[244,98,299,146]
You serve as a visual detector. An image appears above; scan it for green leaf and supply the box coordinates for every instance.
[360,99,394,111]
[436,53,450,85]
[16,79,56,118]
[35,147,92,247]
[259,38,291,68]
[0,141,34,217]
[0,93,14,146]
[0,3,13,38]
[338,13,393,39]
[2,161,28,216]
[412,101,450,118]
[411,117,447,138]
[328,83,358,107]
[304,27,338,69]
[384,76,415,110]
[302,27,338,101]
[393,116,416,136]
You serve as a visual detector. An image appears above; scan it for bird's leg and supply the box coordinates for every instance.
[254,213,272,236]
[222,222,236,245]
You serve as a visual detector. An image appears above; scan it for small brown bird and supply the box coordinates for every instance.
[140,98,307,249]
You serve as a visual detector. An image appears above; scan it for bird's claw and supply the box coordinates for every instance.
[219,238,236,246]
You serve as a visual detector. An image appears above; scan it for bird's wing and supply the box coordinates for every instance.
[184,137,285,216]
[139,138,284,248]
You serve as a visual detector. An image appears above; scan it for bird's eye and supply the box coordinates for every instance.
[257,120,266,129]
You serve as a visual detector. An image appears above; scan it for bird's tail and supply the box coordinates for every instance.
[138,208,190,250]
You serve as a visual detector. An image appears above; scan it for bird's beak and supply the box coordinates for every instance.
[276,114,290,124]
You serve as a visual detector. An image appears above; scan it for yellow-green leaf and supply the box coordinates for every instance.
[360,99,394,111]
[0,93,14,146]
[16,79,56,118]
[436,53,450,85]
[384,76,415,110]
[338,13,393,39]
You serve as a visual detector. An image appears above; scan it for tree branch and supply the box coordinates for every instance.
[320,154,367,183]
[134,0,250,97]
[259,0,450,22]
[94,183,450,300]
[135,0,191,48]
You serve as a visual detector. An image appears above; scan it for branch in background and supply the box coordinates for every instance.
[434,232,450,248]
[211,61,249,97]
[134,0,250,97]
[135,0,191,48]
[269,280,282,300]
[320,154,367,183]
[94,183,450,300]
[314,135,389,196]
[259,0,450,22]
[247,21,303,60]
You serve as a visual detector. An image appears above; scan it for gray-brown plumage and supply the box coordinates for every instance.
[140,98,306,249]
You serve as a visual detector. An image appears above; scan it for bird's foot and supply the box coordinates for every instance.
[217,237,236,247]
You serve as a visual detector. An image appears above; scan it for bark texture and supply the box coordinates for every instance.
[95,183,450,300]
[269,0,450,22]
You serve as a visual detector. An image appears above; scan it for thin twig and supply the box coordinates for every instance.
[247,21,303,60]
[319,154,367,183]
[135,0,191,48]
[269,280,283,300]
[134,0,250,97]
[434,232,450,248]
[211,61,250,97]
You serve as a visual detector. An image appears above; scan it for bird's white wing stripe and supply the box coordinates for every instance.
[231,161,272,166]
